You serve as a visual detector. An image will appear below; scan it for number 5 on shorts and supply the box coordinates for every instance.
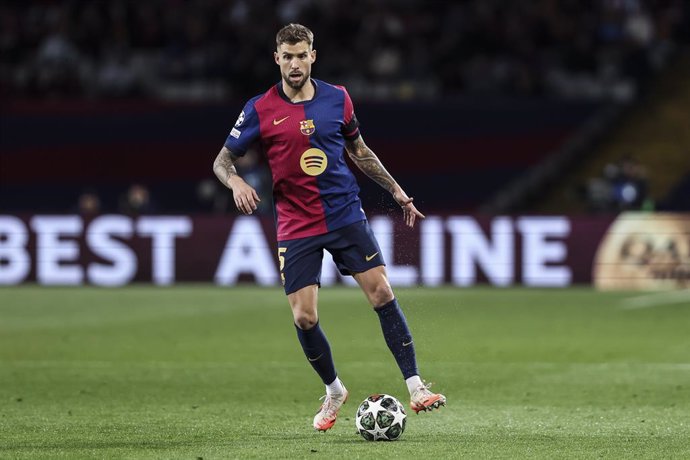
[278,247,287,285]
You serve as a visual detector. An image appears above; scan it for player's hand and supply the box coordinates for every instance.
[229,176,261,215]
[393,189,425,228]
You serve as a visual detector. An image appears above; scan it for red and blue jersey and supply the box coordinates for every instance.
[224,79,366,241]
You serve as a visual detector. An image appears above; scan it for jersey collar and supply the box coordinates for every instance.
[276,78,319,104]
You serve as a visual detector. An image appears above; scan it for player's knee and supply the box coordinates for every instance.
[369,282,394,308]
[293,310,318,330]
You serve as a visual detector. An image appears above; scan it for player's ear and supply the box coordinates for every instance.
[310,49,316,63]
[274,51,280,65]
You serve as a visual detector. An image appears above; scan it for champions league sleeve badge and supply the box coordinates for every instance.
[235,111,245,127]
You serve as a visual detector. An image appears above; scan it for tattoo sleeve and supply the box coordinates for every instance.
[345,136,397,193]
[213,147,239,188]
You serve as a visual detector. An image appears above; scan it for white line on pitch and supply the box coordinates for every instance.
[620,290,690,310]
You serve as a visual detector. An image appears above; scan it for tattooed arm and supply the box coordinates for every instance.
[345,135,425,227]
[213,146,260,215]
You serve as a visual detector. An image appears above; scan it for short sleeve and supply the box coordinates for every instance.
[224,98,261,156]
[340,87,360,140]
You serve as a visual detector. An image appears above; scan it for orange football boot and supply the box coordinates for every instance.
[410,383,446,414]
[313,388,349,431]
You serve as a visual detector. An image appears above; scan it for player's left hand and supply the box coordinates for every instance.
[393,190,425,228]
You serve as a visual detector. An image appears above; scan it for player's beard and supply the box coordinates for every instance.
[283,70,310,90]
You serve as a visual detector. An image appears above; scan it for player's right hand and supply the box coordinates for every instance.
[229,177,261,214]
[392,189,425,228]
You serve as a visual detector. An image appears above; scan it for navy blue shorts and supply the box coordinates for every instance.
[278,220,385,295]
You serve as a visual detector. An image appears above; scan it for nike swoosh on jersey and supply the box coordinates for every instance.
[273,116,290,125]
[365,252,379,262]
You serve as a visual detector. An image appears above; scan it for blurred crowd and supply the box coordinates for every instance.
[76,183,158,215]
[74,150,273,216]
[583,155,652,212]
[1,0,687,102]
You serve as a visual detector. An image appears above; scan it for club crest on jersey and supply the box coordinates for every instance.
[299,119,316,135]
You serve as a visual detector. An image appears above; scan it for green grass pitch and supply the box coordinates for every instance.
[1,286,689,458]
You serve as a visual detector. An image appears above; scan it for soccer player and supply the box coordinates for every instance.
[213,23,446,432]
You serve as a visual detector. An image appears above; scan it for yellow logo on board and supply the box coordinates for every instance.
[300,148,327,176]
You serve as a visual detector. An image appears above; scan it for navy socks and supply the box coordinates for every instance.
[295,321,337,385]
[295,299,418,384]
[375,298,419,379]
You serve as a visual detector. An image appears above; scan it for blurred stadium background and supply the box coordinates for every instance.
[1,0,690,457]
[2,0,689,213]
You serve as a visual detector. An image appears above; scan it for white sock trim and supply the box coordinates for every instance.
[406,375,423,395]
[326,377,345,396]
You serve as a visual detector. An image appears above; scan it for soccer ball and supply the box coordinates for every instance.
[355,394,407,441]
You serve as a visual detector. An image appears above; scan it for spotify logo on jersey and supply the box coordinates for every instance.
[300,148,327,176]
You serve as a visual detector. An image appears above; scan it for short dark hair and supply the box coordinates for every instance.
[276,23,314,48]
